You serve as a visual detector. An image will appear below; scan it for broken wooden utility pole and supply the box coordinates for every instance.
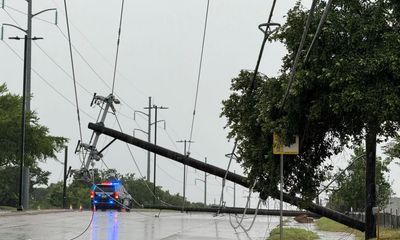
[88,122,365,232]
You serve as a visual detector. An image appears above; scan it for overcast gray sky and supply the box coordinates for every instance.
[1,0,398,207]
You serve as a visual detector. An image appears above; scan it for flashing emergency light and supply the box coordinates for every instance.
[101,181,120,186]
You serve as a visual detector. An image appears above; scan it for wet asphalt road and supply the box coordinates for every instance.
[0,210,279,240]
[0,210,355,240]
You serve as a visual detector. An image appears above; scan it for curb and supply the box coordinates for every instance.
[0,209,73,217]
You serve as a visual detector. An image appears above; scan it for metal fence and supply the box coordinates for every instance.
[348,209,400,228]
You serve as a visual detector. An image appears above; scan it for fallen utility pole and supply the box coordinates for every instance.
[88,122,365,232]
[143,205,319,217]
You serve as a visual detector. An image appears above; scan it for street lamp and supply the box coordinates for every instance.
[1,1,57,211]
[5,34,42,211]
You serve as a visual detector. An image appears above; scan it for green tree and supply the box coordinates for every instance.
[327,148,393,212]
[41,169,194,209]
[222,1,400,236]
[0,83,67,207]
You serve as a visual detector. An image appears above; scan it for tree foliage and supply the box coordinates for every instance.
[38,169,198,209]
[327,148,393,212]
[0,83,67,208]
[221,0,400,201]
[0,83,67,167]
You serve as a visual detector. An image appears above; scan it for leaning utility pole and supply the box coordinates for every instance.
[177,139,194,210]
[144,104,167,205]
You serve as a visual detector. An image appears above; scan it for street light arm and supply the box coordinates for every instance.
[32,8,57,18]
[195,178,205,185]
[133,128,148,137]
[134,110,148,120]
[151,120,166,130]
[1,24,27,40]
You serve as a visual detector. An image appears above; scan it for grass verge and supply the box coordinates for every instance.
[267,227,319,240]
[316,217,400,240]
[0,206,16,211]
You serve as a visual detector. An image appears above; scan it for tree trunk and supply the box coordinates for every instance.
[365,127,377,239]
[88,122,365,231]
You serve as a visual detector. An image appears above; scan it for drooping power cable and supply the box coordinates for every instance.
[63,0,83,146]
[280,0,318,109]
[304,0,334,65]
[111,0,126,94]
[188,0,210,152]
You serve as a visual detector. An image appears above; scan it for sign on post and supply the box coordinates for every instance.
[273,133,299,155]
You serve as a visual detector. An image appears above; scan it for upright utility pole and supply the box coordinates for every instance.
[62,146,68,209]
[233,170,236,208]
[18,35,28,211]
[204,157,207,206]
[280,153,284,240]
[134,97,152,181]
[26,0,32,113]
[177,139,194,210]
[143,104,167,205]
[195,157,208,206]
[2,1,56,211]
[147,97,151,181]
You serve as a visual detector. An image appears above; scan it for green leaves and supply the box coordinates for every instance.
[327,147,393,211]
[221,0,400,201]
[0,83,67,167]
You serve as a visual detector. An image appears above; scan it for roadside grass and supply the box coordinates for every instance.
[267,227,319,240]
[316,217,400,240]
[0,206,16,211]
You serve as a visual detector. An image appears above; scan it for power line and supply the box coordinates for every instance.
[249,0,279,91]
[304,0,334,65]
[63,0,83,145]
[3,4,54,25]
[1,41,95,120]
[111,0,125,94]
[34,42,93,95]
[2,7,94,109]
[114,114,173,207]
[188,0,211,152]
[280,0,318,109]
[4,1,149,121]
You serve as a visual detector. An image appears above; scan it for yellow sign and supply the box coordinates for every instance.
[273,133,299,155]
